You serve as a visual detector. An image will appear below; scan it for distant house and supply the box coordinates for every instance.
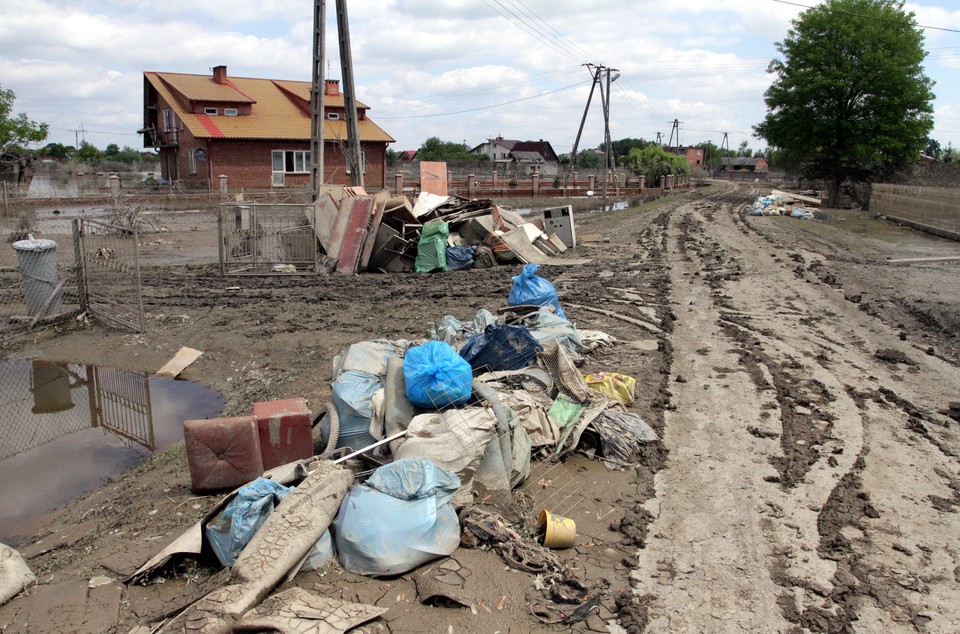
[141,66,395,189]
[720,157,769,173]
[399,150,418,161]
[667,146,706,169]
[470,137,561,176]
[470,136,518,165]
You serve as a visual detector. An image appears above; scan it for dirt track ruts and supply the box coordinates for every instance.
[631,188,960,632]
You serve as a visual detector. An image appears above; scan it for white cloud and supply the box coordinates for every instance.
[0,0,955,154]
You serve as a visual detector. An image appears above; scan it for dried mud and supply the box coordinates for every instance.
[3,182,960,632]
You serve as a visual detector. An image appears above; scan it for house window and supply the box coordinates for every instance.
[271,149,312,185]
[162,109,172,132]
[188,149,198,175]
[204,107,219,115]
[326,112,340,120]
[345,150,366,175]
[224,108,238,116]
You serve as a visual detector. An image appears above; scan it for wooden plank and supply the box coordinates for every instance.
[313,193,339,253]
[336,196,376,274]
[326,197,355,261]
[358,197,387,272]
[156,347,203,379]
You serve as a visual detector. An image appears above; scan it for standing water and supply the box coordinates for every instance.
[0,358,223,545]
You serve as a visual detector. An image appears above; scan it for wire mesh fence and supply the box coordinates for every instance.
[77,216,145,332]
[0,233,81,336]
[0,359,154,462]
[219,202,318,274]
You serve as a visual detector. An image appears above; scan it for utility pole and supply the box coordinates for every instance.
[667,119,681,151]
[336,0,363,188]
[310,0,326,200]
[656,131,663,147]
[570,64,601,171]
[720,132,729,154]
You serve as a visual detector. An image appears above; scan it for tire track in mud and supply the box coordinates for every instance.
[726,202,960,631]
[633,196,800,632]
[633,192,960,632]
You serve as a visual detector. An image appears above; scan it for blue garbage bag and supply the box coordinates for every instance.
[206,477,288,567]
[508,263,565,318]
[445,245,476,271]
[403,341,473,409]
[329,370,382,450]
[459,323,543,373]
[333,457,461,576]
[206,477,338,569]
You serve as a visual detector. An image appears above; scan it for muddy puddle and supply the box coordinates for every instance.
[0,358,223,545]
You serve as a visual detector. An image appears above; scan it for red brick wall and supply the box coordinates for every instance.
[199,139,389,189]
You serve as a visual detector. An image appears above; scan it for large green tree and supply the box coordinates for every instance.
[417,137,481,162]
[1,84,48,172]
[624,145,690,184]
[754,0,934,206]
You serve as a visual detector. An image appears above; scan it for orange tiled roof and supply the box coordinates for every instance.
[145,71,393,143]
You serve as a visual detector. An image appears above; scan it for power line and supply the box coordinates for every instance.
[375,80,591,119]
[771,0,960,33]
[504,0,599,62]
[479,0,586,63]
[373,65,584,113]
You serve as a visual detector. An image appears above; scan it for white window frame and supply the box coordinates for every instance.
[188,149,198,175]
[344,150,366,176]
[326,112,340,120]
[224,108,238,116]
[204,107,219,115]
[162,109,172,132]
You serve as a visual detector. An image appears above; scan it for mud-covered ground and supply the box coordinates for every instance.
[2,181,960,632]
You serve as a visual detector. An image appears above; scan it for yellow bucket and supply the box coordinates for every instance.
[538,509,577,549]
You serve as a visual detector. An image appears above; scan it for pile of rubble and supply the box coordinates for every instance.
[315,187,575,274]
[745,188,821,219]
[103,268,653,630]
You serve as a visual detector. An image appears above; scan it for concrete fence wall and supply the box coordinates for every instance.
[871,183,960,240]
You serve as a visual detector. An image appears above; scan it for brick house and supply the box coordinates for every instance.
[720,157,769,173]
[141,66,394,189]
[667,146,706,169]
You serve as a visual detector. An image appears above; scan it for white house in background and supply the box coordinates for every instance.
[469,136,519,166]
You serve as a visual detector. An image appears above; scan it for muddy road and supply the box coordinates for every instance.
[628,188,960,632]
[2,182,960,632]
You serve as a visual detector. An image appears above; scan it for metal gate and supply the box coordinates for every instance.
[218,202,319,274]
[75,217,145,332]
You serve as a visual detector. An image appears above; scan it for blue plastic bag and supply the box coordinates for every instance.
[333,457,461,576]
[329,370,382,450]
[206,477,288,567]
[508,263,565,318]
[445,245,475,271]
[403,341,473,409]
[459,323,543,373]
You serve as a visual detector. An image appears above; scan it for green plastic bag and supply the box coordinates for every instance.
[415,221,449,273]
[548,393,585,452]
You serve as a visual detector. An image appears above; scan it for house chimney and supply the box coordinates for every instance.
[324,79,340,96]
[213,65,227,85]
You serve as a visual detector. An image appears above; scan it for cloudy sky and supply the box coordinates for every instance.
[1,0,958,156]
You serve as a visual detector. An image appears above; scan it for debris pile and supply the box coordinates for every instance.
[315,187,575,274]
[745,189,820,219]
[121,266,659,631]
